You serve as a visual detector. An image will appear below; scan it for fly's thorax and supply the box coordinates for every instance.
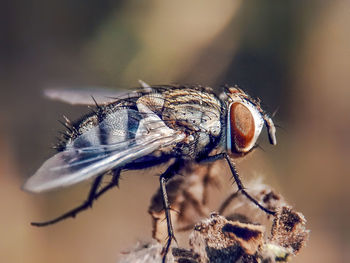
[151,88,224,159]
[136,92,165,114]
[161,88,222,136]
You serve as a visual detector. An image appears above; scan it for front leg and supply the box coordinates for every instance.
[223,154,275,215]
[198,153,275,215]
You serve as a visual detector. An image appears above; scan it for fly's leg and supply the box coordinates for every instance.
[198,153,275,216]
[92,169,121,198]
[31,175,103,227]
[223,154,275,215]
[218,192,240,215]
[31,169,121,227]
[159,176,174,263]
[158,160,183,263]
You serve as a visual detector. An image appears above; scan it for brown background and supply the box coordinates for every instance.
[1,1,349,262]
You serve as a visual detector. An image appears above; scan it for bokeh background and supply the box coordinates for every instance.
[1,1,349,262]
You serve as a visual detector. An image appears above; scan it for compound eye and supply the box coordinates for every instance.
[229,102,256,153]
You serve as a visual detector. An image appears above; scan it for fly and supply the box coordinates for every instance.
[23,81,277,263]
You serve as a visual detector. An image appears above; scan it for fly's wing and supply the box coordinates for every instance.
[44,88,127,105]
[44,80,152,105]
[23,108,185,193]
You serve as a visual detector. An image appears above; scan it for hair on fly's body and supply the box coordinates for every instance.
[23,82,277,263]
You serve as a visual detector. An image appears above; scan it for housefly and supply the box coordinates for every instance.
[23,81,277,262]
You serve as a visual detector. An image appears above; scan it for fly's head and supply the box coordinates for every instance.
[221,86,277,156]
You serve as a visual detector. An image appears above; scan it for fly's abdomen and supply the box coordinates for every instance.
[65,107,143,150]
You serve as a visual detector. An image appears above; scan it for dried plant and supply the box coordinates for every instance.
[119,162,309,263]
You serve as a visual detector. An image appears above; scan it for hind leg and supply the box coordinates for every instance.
[31,169,121,227]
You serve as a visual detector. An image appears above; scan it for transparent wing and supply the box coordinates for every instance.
[23,108,185,193]
[44,81,152,105]
[23,135,177,193]
[44,88,127,105]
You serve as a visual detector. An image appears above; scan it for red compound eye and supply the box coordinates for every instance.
[230,102,255,152]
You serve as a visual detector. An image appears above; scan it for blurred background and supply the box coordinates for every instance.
[1,0,349,262]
